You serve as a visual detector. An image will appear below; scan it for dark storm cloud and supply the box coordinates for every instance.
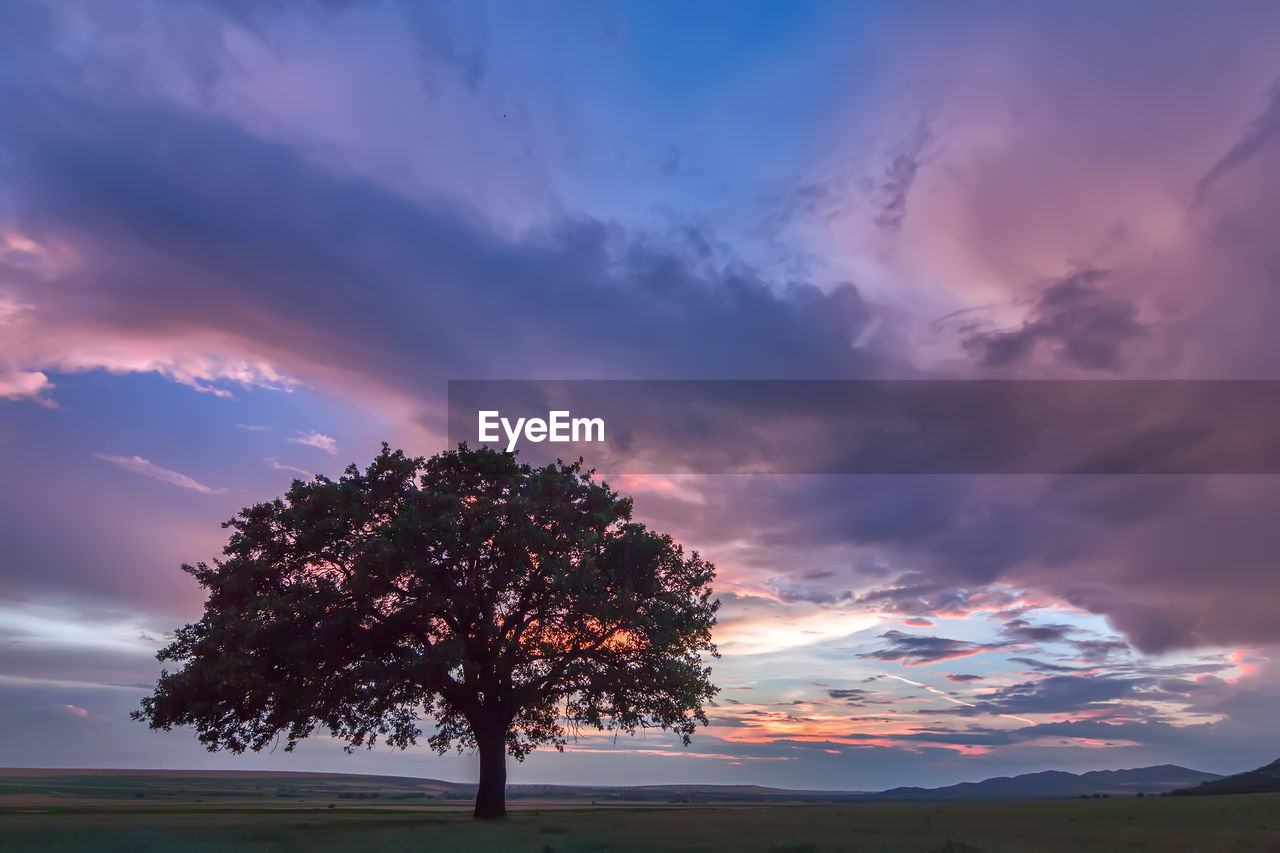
[964,269,1143,371]
[1007,657,1094,675]
[858,630,1013,666]
[941,675,1146,716]
[880,726,1023,748]
[1033,475,1196,526]
[676,469,1280,655]
[1005,651,1240,683]
[1000,619,1074,644]
[1017,719,1192,746]
[0,91,888,412]
[868,717,1214,751]
[851,578,978,617]
[1070,638,1130,662]
[1130,660,1234,679]
[769,579,850,606]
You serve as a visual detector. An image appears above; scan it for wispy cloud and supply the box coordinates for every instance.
[1195,80,1280,205]
[266,457,312,478]
[235,423,271,432]
[288,431,338,454]
[93,454,226,494]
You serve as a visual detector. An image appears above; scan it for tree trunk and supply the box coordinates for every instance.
[473,726,507,819]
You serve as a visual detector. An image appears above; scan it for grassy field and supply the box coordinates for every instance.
[3,793,1280,852]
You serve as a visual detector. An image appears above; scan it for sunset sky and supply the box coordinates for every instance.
[4,0,1280,791]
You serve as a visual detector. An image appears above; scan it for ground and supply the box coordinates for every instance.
[3,794,1280,852]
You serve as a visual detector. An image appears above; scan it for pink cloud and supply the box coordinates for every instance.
[93,454,227,495]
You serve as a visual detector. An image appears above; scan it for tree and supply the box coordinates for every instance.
[133,444,720,818]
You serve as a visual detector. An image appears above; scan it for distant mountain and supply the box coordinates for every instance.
[1170,757,1280,796]
[866,765,1222,801]
[0,765,1221,804]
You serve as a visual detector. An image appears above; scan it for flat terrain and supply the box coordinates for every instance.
[4,794,1280,852]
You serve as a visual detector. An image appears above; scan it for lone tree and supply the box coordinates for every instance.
[134,444,719,818]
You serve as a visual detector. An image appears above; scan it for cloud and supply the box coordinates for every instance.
[92,454,226,495]
[58,704,88,718]
[941,675,1146,717]
[872,123,931,233]
[0,367,52,401]
[700,470,1280,654]
[1000,619,1075,645]
[826,688,873,703]
[288,431,338,455]
[0,76,891,430]
[768,576,850,606]
[1196,80,1280,205]
[1007,657,1095,675]
[1071,639,1130,663]
[859,630,1014,667]
[265,457,312,478]
[963,269,1143,372]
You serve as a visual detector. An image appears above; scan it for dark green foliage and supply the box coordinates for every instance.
[134,444,719,817]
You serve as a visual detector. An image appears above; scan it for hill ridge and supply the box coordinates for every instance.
[1171,757,1280,796]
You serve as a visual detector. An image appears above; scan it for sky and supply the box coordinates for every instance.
[3,0,1280,791]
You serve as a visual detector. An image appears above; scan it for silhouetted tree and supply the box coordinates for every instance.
[134,444,719,818]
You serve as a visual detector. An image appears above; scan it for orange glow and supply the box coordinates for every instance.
[523,616,644,656]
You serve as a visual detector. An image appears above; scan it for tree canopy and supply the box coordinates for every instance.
[134,444,720,817]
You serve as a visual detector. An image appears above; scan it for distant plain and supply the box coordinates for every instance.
[2,769,1278,852]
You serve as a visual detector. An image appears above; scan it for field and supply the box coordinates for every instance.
[2,771,1279,853]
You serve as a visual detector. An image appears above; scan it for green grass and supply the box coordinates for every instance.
[2,794,1279,852]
